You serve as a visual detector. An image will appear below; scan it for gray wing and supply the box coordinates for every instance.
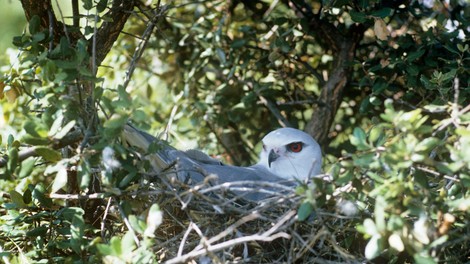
[122,125,294,201]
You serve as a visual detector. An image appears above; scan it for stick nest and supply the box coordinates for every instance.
[134,171,365,264]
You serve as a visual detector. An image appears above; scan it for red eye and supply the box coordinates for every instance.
[288,142,303,153]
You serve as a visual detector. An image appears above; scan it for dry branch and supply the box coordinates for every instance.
[0,130,83,168]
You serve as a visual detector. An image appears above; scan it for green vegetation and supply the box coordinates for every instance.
[0,0,469,263]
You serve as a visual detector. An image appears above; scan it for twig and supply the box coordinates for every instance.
[71,0,79,28]
[415,165,460,182]
[0,245,11,264]
[291,230,319,258]
[117,201,140,247]
[434,77,469,134]
[47,8,54,52]
[197,180,296,194]
[123,2,163,90]
[165,232,290,264]
[278,99,323,106]
[163,104,178,141]
[298,59,325,86]
[193,213,260,251]
[49,192,107,200]
[165,210,295,264]
[53,0,71,43]
[101,197,113,240]
[178,222,194,257]
[191,222,215,259]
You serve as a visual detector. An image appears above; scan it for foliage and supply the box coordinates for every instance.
[0,0,469,263]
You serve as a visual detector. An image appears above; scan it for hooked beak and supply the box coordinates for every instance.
[268,149,280,168]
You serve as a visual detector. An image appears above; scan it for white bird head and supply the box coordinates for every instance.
[257,128,322,180]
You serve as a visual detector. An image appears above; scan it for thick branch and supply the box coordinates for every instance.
[93,0,136,66]
[20,0,84,45]
[0,130,83,168]
[20,0,136,68]
[282,0,365,146]
[305,25,365,146]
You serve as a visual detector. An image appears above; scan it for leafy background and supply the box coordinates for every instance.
[0,0,469,263]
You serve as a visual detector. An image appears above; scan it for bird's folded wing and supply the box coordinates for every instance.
[122,124,295,200]
[122,124,176,172]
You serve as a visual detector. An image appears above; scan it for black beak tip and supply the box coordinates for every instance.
[268,149,280,168]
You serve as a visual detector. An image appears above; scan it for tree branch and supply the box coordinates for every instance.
[19,0,84,45]
[0,130,83,168]
[92,0,137,66]
[282,0,366,146]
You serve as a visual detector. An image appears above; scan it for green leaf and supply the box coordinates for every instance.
[414,171,428,188]
[32,32,46,42]
[19,158,36,178]
[97,243,113,256]
[29,15,41,35]
[22,135,50,146]
[10,190,27,208]
[368,126,383,145]
[371,8,393,18]
[415,137,440,152]
[231,39,246,49]
[297,202,314,221]
[413,254,437,264]
[26,226,48,237]
[353,127,367,143]
[121,231,137,256]
[48,112,64,137]
[119,170,136,188]
[110,236,123,256]
[129,215,145,234]
[336,170,354,185]
[23,188,32,204]
[97,0,108,12]
[408,49,426,62]
[406,64,420,76]
[144,204,163,237]
[7,147,19,173]
[71,210,85,254]
[114,85,132,108]
[24,120,40,138]
[351,127,369,150]
[372,79,387,95]
[216,48,226,64]
[78,160,91,190]
[365,234,382,259]
[354,153,375,168]
[104,115,128,129]
[58,207,85,222]
[53,120,76,140]
[35,147,62,162]
[363,218,378,236]
[374,196,386,232]
[388,233,404,252]
[443,44,460,55]
[7,134,14,146]
[349,10,367,23]
[51,165,68,194]
[82,0,93,10]
[32,184,53,208]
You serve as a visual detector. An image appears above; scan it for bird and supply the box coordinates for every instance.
[122,125,322,200]
[255,127,322,180]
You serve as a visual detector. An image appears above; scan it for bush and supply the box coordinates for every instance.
[0,0,468,263]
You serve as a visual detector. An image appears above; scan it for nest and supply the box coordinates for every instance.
[116,128,364,262]
[134,171,365,264]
